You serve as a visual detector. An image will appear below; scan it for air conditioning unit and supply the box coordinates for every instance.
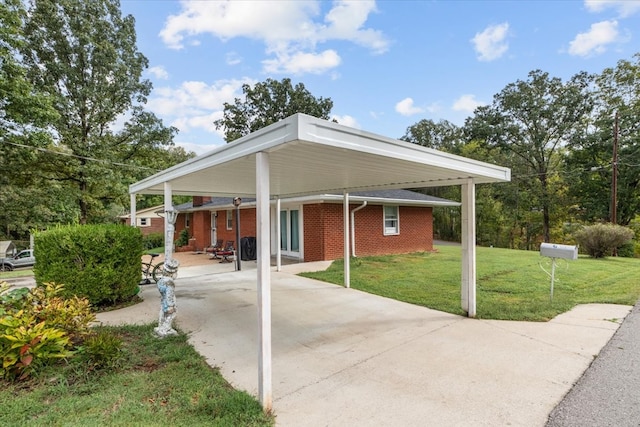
[540,243,578,260]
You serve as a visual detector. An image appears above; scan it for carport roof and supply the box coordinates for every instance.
[130,113,510,197]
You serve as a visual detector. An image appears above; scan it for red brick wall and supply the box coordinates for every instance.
[303,204,324,262]
[190,210,211,251]
[302,203,433,261]
[177,203,433,260]
[211,209,258,250]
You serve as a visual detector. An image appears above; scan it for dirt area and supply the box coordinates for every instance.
[142,251,214,268]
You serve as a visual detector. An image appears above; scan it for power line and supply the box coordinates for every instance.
[1,139,159,172]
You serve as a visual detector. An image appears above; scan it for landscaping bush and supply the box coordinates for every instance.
[33,224,143,306]
[175,228,189,247]
[142,232,164,250]
[573,223,634,258]
[0,282,95,380]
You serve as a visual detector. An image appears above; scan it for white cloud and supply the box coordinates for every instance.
[568,20,619,56]
[175,140,220,156]
[159,0,388,75]
[395,98,424,116]
[172,112,224,133]
[225,52,242,66]
[147,78,254,135]
[263,49,341,75]
[148,66,169,80]
[471,23,510,61]
[585,0,640,17]
[452,95,485,113]
[331,114,359,128]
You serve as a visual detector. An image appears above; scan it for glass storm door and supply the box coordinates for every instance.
[280,209,300,256]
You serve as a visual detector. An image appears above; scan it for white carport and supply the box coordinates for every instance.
[129,113,511,411]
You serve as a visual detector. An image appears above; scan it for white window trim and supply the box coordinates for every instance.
[383,205,400,235]
[226,210,233,230]
[138,217,150,227]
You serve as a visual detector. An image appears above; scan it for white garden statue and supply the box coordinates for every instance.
[154,258,180,337]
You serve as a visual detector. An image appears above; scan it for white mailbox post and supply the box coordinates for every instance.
[540,243,578,301]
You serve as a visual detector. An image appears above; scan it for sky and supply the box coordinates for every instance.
[118,0,640,155]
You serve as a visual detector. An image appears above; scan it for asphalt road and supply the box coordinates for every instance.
[546,300,640,426]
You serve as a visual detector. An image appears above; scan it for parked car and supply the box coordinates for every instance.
[0,249,35,271]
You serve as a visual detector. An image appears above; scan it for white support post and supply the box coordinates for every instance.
[256,152,272,412]
[461,179,477,318]
[276,197,281,272]
[164,182,174,261]
[130,193,137,227]
[343,191,350,288]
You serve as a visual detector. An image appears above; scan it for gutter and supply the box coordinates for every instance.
[350,201,368,257]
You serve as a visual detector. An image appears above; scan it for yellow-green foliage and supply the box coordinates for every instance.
[0,282,95,380]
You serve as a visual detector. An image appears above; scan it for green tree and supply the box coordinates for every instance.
[466,70,593,243]
[400,119,464,153]
[21,0,177,225]
[214,77,334,142]
[567,53,640,225]
[0,0,60,240]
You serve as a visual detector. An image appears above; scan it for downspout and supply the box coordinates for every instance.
[350,201,367,257]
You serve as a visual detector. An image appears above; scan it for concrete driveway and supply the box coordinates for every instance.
[97,263,630,426]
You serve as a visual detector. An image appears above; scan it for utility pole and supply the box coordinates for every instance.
[611,111,618,225]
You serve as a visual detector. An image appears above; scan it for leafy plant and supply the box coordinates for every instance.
[175,228,190,247]
[574,223,634,258]
[0,282,94,380]
[79,328,123,370]
[0,312,71,380]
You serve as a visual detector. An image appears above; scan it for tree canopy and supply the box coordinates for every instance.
[214,78,334,142]
[465,70,593,242]
[19,0,178,225]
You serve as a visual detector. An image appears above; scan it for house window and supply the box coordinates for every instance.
[138,218,149,227]
[226,210,233,230]
[185,213,190,228]
[384,205,399,235]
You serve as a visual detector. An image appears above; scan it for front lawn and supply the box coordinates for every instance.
[300,245,640,321]
[0,324,274,427]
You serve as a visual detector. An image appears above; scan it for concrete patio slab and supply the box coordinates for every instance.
[96,264,631,427]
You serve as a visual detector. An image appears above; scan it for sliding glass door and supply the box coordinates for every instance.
[280,209,300,256]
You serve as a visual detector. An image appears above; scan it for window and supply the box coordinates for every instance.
[185,213,190,228]
[226,210,233,230]
[383,205,399,235]
[138,218,149,227]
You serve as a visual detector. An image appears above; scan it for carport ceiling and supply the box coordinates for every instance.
[130,114,510,197]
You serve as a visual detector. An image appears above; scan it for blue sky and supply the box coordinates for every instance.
[119,0,640,155]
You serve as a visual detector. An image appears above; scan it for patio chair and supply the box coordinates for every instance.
[206,239,224,259]
[215,241,235,263]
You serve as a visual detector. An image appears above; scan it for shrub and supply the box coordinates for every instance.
[573,223,634,258]
[176,228,189,247]
[79,328,123,370]
[0,282,95,380]
[33,224,143,306]
[142,232,164,250]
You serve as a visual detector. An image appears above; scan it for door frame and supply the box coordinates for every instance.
[272,204,303,259]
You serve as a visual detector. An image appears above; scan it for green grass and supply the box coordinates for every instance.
[300,245,640,321]
[0,324,273,427]
[0,268,34,279]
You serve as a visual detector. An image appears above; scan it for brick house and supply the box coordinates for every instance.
[169,189,458,262]
[120,205,165,236]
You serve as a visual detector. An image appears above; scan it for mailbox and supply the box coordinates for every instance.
[540,243,578,260]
